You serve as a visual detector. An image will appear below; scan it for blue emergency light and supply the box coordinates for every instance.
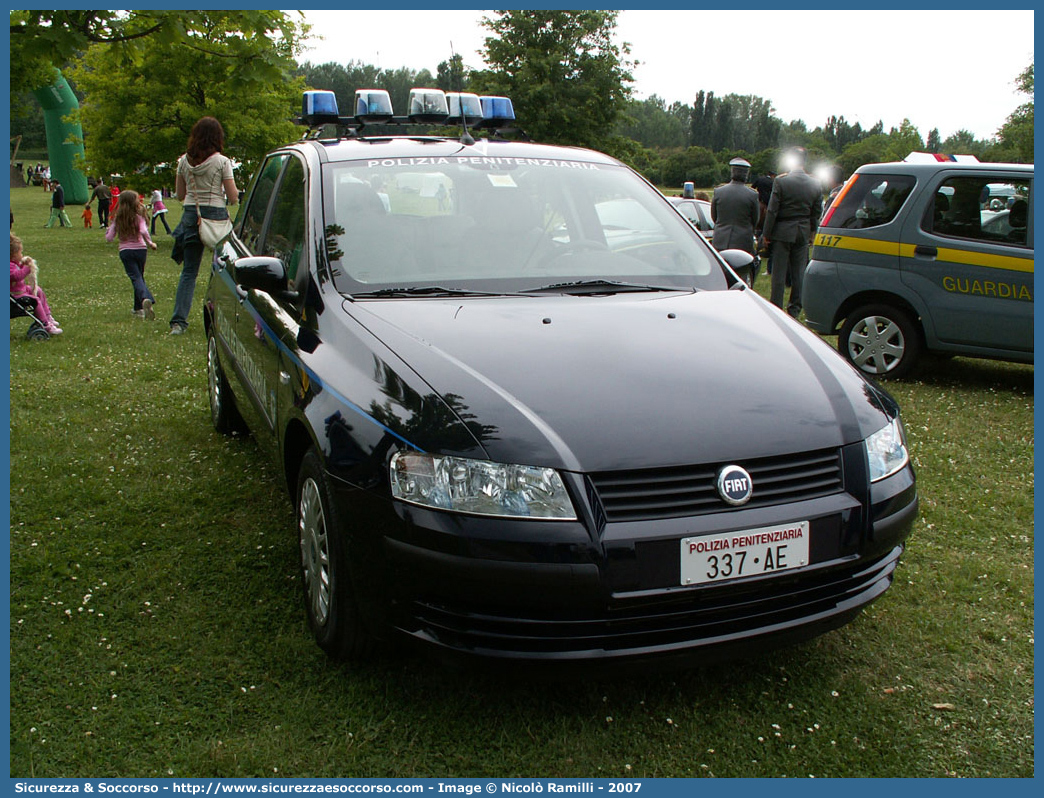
[355,89,394,123]
[408,89,449,124]
[301,90,340,126]
[479,96,515,128]
[446,92,483,126]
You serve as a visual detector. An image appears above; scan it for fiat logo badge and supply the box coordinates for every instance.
[717,465,753,506]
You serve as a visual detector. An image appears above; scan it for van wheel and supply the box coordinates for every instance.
[297,447,375,661]
[207,331,245,435]
[839,304,921,379]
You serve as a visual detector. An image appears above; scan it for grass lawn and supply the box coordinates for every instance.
[7,185,1034,778]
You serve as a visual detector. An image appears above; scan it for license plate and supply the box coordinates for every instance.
[680,521,810,586]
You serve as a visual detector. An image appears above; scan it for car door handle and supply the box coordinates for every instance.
[914,245,938,258]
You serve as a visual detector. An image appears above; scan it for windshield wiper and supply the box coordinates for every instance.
[522,279,687,295]
[351,285,512,298]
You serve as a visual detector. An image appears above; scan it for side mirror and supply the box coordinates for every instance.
[719,249,755,287]
[234,256,289,294]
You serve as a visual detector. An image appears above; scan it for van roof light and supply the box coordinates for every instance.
[903,152,980,164]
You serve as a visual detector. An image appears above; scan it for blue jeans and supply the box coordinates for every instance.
[169,205,228,330]
[119,248,155,312]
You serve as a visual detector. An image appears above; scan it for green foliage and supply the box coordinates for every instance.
[997,63,1033,163]
[838,134,891,175]
[882,119,925,162]
[10,10,309,91]
[67,16,307,189]
[471,10,634,151]
[661,146,722,189]
[617,95,688,151]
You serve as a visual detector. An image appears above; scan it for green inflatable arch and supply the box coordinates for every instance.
[32,71,89,205]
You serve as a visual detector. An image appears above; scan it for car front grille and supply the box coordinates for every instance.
[404,546,901,658]
[588,448,844,523]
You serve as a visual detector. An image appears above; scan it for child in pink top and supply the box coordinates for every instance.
[10,233,62,334]
[106,190,158,319]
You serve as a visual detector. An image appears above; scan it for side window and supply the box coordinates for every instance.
[825,173,916,229]
[262,158,307,281]
[239,154,288,253]
[927,175,1031,247]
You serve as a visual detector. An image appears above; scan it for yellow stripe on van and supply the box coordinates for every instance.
[814,233,1033,274]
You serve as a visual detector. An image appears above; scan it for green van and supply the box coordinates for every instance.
[804,157,1033,378]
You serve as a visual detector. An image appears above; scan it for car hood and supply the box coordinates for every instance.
[346,291,894,472]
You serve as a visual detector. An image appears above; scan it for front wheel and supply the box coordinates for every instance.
[296,447,375,660]
[839,304,921,379]
[207,331,245,435]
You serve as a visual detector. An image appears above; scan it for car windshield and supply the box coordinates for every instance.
[321,156,726,295]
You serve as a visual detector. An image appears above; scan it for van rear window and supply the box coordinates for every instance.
[823,174,916,229]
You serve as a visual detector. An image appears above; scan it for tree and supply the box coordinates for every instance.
[926,128,941,153]
[10,10,308,91]
[470,10,635,151]
[436,54,469,92]
[997,63,1033,162]
[883,119,924,162]
[941,129,987,158]
[617,95,688,150]
[68,14,307,188]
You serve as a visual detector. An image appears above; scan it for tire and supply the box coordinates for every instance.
[839,304,922,379]
[296,447,375,660]
[207,331,245,435]
[27,326,50,342]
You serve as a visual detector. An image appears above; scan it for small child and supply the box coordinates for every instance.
[106,190,158,319]
[10,233,62,334]
[81,205,93,228]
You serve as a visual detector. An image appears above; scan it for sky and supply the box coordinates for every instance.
[293,8,1034,143]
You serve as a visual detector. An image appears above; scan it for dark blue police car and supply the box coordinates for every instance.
[203,88,917,668]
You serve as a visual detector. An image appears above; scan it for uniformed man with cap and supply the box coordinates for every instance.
[710,157,761,281]
[761,147,823,317]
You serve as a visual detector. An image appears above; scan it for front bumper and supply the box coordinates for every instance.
[344,445,917,667]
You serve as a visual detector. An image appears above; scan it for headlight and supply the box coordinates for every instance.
[389,452,576,520]
[865,418,909,482]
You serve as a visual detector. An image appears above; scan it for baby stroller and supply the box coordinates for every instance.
[11,294,51,341]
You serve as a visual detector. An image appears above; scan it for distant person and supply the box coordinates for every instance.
[88,177,112,227]
[106,189,158,320]
[10,232,62,334]
[821,165,845,219]
[711,157,761,284]
[81,204,93,228]
[44,180,72,228]
[149,188,172,234]
[761,147,823,318]
[169,116,239,335]
[110,183,121,216]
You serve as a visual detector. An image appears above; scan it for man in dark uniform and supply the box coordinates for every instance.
[88,176,111,228]
[710,157,760,282]
[761,147,823,317]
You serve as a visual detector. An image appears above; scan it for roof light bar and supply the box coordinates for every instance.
[295,89,520,137]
